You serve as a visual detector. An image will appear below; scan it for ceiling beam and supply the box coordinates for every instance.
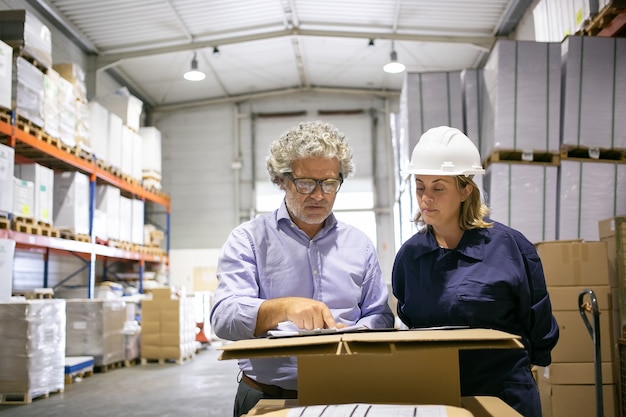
[96,28,495,70]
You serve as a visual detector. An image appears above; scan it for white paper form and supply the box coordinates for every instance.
[267,320,368,338]
[286,404,448,417]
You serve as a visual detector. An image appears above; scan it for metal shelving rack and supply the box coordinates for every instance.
[0,112,170,298]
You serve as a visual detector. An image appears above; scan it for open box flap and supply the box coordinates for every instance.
[218,328,522,360]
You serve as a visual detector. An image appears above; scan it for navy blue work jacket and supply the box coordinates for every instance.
[392,221,559,417]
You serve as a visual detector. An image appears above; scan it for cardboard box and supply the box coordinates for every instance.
[536,240,610,287]
[537,362,616,385]
[538,378,617,417]
[243,397,523,417]
[551,310,614,363]
[547,285,612,312]
[219,329,522,407]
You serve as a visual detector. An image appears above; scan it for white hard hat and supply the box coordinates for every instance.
[403,126,485,176]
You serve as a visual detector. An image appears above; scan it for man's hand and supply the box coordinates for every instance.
[255,297,343,336]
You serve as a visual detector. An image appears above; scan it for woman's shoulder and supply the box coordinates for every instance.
[483,219,536,252]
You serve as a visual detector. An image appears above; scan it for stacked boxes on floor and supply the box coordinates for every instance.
[141,288,196,361]
[599,216,626,416]
[537,240,619,417]
[0,299,66,402]
[65,299,126,367]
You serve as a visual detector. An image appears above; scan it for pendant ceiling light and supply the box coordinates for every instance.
[183,52,206,81]
[383,44,406,74]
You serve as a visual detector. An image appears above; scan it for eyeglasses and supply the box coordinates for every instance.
[284,173,343,194]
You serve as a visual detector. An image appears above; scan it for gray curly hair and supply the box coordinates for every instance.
[266,120,355,185]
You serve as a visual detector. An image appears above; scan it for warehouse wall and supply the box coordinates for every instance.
[151,94,398,287]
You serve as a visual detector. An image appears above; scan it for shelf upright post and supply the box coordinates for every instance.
[87,170,97,299]
[43,247,49,288]
[139,258,145,294]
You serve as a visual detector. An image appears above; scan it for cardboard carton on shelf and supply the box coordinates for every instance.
[218,328,522,408]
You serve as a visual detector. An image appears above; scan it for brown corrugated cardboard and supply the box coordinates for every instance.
[551,310,614,362]
[537,362,615,384]
[219,328,522,407]
[244,397,522,417]
[547,285,611,311]
[538,378,617,417]
[536,240,610,287]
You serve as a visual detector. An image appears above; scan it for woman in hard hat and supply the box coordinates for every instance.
[391,126,559,417]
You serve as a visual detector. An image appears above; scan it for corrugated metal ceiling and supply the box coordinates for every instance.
[27,0,529,111]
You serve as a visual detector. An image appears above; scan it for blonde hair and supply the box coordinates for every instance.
[414,175,492,232]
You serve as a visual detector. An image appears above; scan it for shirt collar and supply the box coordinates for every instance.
[412,227,487,261]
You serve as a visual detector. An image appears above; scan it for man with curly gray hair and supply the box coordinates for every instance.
[211,120,394,417]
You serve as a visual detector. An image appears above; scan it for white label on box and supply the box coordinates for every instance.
[287,404,448,417]
[72,321,88,330]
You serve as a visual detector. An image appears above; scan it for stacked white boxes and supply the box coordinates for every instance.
[131,129,143,182]
[12,177,34,218]
[0,40,12,110]
[95,185,120,241]
[57,76,76,147]
[0,299,66,401]
[65,299,126,367]
[119,196,132,243]
[484,163,558,244]
[532,0,599,42]
[139,126,162,187]
[97,93,143,132]
[12,56,45,127]
[42,68,61,139]
[0,239,16,301]
[460,69,482,148]
[558,160,626,241]
[561,36,626,150]
[53,171,90,235]
[88,101,110,164]
[0,143,14,215]
[400,71,464,153]
[131,198,144,245]
[108,112,123,172]
[481,39,561,158]
[120,125,134,178]
[0,10,52,70]
[14,163,54,225]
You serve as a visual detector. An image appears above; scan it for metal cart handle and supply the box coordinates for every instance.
[578,288,604,417]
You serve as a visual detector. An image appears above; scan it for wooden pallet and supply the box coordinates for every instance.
[59,231,91,242]
[0,107,11,125]
[485,149,560,166]
[584,3,626,36]
[560,145,626,162]
[94,360,125,373]
[15,114,44,139]
[65,368,94,384]
[141,353,195,366]
[0,387,64,405]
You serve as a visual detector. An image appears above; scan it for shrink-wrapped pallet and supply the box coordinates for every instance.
[484,162,558,244]
[0,10,52,69]
[12,56,44,127]
[561,36,626,150]
[558,160,626,241]
[65,299,126,367]
[0,299,66,401]
[481,39,561,158]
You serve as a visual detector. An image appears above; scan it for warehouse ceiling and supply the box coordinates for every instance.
[30,0,533,112]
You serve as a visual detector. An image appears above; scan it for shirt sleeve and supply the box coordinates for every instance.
[210,227,265,341]
[519,239,560,366]
[354,242,395,329]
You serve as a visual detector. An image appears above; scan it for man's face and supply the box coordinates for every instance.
[281,157,341,237]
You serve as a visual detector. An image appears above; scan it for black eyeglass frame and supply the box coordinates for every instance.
[283,173,344,194]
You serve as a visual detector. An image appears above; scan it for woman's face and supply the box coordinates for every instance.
[415,175,472,228]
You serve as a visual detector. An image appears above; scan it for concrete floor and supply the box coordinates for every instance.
[0,343,240,417]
